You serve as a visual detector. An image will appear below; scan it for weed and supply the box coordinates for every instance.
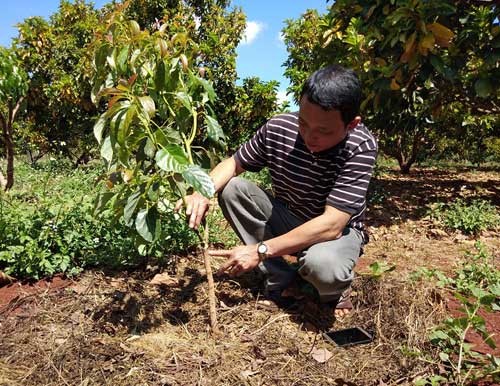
[428,198,499,235]
[367,261,396,279]
[413,242,500,385]
[0,159,199,279]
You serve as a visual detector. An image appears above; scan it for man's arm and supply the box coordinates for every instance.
[210,156,245,193]
[263,205,350,258]
[175,156,245,229]
[214,205,351,277]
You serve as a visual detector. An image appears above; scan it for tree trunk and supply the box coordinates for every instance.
[394,130,423,174]
[5,123,14,190]
[1,98,23,191]
[0,112,8,190]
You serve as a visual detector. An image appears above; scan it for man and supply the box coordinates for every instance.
[175,64,377,317]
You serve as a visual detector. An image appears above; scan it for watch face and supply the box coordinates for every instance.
[258,243,267,254]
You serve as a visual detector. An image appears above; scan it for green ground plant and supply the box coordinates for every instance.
[428,198,499,235]
[0,158,198,279]
[413,242,500,385]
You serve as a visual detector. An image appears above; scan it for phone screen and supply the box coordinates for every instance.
[323,327,373,347]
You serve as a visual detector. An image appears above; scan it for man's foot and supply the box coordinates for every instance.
[292,277,354,318]
[256,289,301,312]
[327,288,353,319]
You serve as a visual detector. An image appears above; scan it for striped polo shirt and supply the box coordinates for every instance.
[233,112,377,234]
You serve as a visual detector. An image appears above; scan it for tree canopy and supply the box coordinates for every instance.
[283,0,500,172]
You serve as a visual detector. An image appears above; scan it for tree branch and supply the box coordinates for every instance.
[11,96,25,123]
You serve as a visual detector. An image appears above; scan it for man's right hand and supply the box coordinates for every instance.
[174,192,210,229]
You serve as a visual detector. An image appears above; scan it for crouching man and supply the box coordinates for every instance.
[176,64,377,317]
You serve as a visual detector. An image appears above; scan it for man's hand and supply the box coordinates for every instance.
[174,192,210,229]
[210,245,260,277]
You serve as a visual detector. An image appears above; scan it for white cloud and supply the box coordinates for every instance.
[241,21,264,45]
[276,90,290,105]
[278,31,285,44]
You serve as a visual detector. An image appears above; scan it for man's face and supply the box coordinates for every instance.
[298,96,358,153]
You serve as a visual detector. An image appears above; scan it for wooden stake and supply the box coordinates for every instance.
[201,220,219,334]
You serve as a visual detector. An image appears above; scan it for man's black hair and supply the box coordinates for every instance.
[300,64,362,125]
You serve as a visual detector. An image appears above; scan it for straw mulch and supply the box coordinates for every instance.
[0,258,446,386]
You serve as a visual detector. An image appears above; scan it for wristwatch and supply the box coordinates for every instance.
[257,241,269,261]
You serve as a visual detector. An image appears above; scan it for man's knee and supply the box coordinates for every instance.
[297,240,360,296]
[299,251,354,285]
[218,177,244,207]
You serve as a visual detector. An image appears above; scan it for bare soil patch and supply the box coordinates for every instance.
[0,166,498,385]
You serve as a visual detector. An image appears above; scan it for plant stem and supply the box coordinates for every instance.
[456,303,479,385]
[185,111,197,165]
[197,219,219,334]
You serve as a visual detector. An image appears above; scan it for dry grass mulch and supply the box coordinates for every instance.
[0,263,445,386]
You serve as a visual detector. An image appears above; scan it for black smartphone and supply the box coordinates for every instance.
[322,327,373,347]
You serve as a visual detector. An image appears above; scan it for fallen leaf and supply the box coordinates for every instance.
[311,347,333,363]
[126,367,140,377]
[240,369,259,379]
[126,335,141,342]
[252,345,266,360]
[219,300,231,309]
[150,272,180,287]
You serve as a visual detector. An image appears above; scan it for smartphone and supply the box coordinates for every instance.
[322,327,373,347]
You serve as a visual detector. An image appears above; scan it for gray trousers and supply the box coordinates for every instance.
[218,177,364,303]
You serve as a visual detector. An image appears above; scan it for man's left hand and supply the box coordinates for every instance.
[209,245,260,277]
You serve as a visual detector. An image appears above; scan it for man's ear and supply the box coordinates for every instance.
[346,116,361,130]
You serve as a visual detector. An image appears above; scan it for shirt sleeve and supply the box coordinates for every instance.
[326,138,378,215]
[233,122,269,172]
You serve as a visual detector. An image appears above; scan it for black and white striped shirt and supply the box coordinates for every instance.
[234,112,377,234]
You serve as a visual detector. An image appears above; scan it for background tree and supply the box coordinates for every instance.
[14,0,101,162]
[0,47,28,190]
[282,1,499,173]
[112,0,280,151]
[226,77,281,151]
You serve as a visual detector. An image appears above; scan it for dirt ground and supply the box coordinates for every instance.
[0,166,498,385]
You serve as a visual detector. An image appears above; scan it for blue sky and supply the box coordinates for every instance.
[0,0,330,107]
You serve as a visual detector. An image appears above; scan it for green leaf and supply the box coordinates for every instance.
[474,79,492,98]
[182,165,215,198]
[110,108,126,143]
[155,145,189,172]
[174,91,192,111]
[205,115,225,142]
[117,104,137,144]
[144,137,156,159]
[135,207,161,242]
[94,45,109,69]
[138,96,156,118]
[106,49,116,70]
[130,49,141,68]
[430,329,448,341]
[155,60,166,91]
[190,72,216,101]
[438,352,449,362]
[155,127,182,147]
[148,181,160,201]
[124,189,142,226]
[430,55,445,75]
[94,114,107,144]
[137,244,147,256]
[100,136,113,163]
[117,45,129,72]
[93,191,116,215]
